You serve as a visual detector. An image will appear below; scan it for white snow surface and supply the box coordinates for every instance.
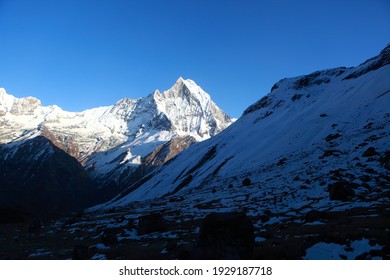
[304,239,383,260]
[95,54,390,210]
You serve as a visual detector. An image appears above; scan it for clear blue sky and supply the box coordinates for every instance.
[0,0,389,118]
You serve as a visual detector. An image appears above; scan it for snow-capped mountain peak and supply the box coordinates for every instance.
[1,79,233,190]
[169,77,211,100]
[85,78,234,187]
[153,77,231,138]
[0,88,15,111]
[0,88,42,114]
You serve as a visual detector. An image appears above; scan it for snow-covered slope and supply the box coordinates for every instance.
[97,44,390,211]
[0,78,233,187]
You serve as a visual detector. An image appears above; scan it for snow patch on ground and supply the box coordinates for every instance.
[304,239,383,260]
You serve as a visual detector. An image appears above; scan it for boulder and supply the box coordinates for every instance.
[101,228,120,246]
[197,212,255,259]
[328,181,356,201]
[137,213,167,235]
[242,178,252,186]
[72,244,89,260]
[362,147,379,157]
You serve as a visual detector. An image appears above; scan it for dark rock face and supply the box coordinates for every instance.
[197,212,255,259]
[243,96,271,115]
[143,136,197,167]
[343,44,390,80]
[362,147,379,157]
[40,126,81,162]
[0,136,95,215]
[293,71,330,90]
[137,213,168,235]
[89,136,197,202]
[328,181,357,201]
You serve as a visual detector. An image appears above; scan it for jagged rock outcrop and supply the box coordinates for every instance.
[0,136,95,214]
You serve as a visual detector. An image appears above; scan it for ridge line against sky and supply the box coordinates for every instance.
[0,0,389,118]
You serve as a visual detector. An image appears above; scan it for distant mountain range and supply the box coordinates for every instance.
[0,78,233,213]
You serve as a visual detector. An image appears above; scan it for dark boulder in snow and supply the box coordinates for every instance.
[328,181,357,201]
[72,244,89,260]
[242,178,252,186]
[304,210,330,222]
[101,228,121,246]
[196,212,255,259]
[137,213,168,235]
[362,147,379,157]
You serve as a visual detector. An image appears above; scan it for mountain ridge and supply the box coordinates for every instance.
[0,78,232,160]
[0,78,234,200]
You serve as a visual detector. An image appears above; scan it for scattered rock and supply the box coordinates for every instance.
[339,254,348,260]
[364,122,374,129]
[379,151,390,169]
[304,210,329,222]
[291,94,303,101]
[260,215,270,223]
[359,175,371,182]
[365,168,378,174]
[115,215,126,224]
[319,149,342,158]
[196,212,255,259]
[138,213,168,235]
[168,196,184,203]
[362,147,379,157]
[101,228,120,246]
[325,133,341,142]
[166,241,177,252]
[328,182,357,201]
[242,178,252,186]
[72,244,89,260]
